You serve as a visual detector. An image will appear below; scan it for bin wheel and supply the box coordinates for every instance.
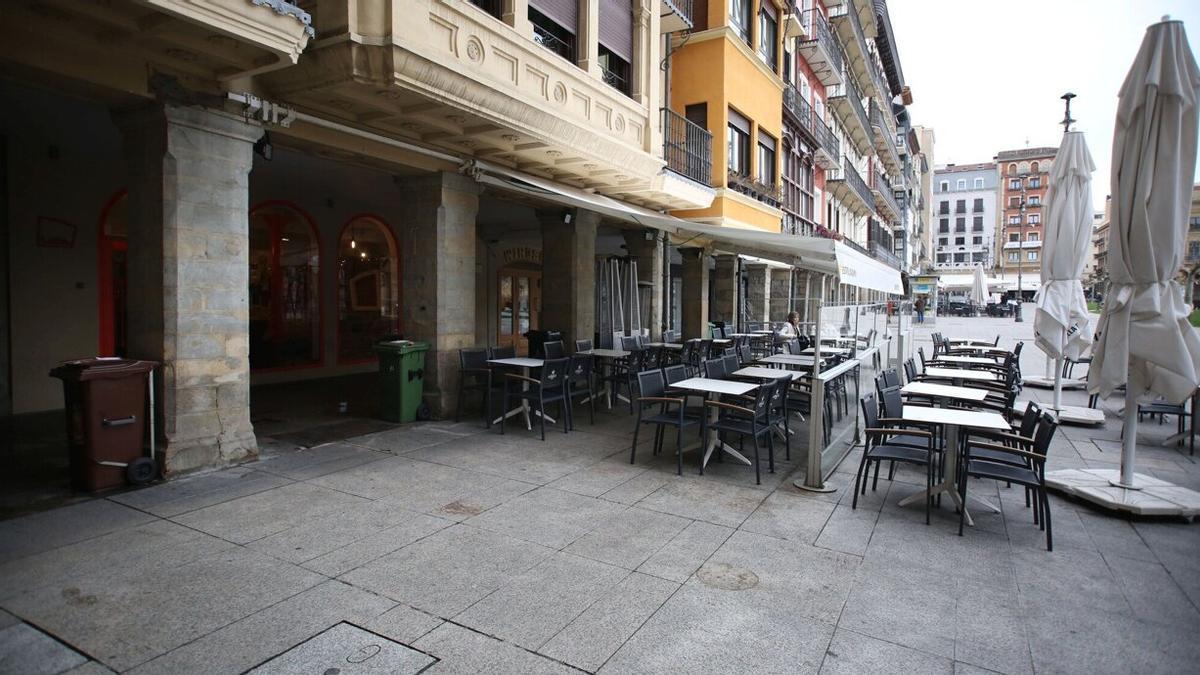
[126,457,157,485]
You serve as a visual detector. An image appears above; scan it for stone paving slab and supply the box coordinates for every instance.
[0,622,88,675]
[247,622,435,675]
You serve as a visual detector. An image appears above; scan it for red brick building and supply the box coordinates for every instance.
[995,147,1056,295]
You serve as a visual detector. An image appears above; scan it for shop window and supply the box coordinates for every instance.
[249,203,321,370]
[337,216,400,362]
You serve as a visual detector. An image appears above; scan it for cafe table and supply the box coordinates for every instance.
[487,356,546,429]
[802,346,850,356]
[900,381,990,404]
[934,354,999,366]
[579,348,631,408]
[732,366,803,380]
[948,338,996,347]
[667,377,759,469]
[645,342,683,350]
[922,366,998,383]
[896,404,1009,526]
[757,354,822,368]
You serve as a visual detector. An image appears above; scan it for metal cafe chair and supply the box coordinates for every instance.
[700,383,774,485]
[565,353,596,428]
[856,392,937,524]
[500,357,569,441]
[456,348,493,427]
[630,369,699,476]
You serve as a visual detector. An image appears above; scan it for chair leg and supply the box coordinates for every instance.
[630,416,641,465]
[1041,487,1054,551]
[484,389,493,429]
[500,391,508,435]
[539,397,546,442]
[561,399,569,434]
[872,459,882,492]
[455,382,463,423]
[752,433,761,485]
[958,463,968,536]
[852,453,869,510]
[588,378,596,425]
[699,424,709,476]
[675,424,684,476]
[767,430,775,474]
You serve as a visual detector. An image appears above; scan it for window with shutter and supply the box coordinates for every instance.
[529,0,578,61]
[599,0,633,96]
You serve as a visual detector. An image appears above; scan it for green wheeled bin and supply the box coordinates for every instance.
[375,340,430,423]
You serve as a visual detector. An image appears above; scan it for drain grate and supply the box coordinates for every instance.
[248,622,436,674]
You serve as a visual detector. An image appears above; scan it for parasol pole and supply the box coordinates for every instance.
[1117,381,1139,488]
[1051,93,1077,414]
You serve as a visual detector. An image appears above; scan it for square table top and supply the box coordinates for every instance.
[924,367,998,382]
[802,347,850,356]
[670,378,759,396]
[901,381,990,402]
[903,405,1010,430]
[757,354,820,366]
[732,367,802,380]
[948,339,997,346]
[936,355,998,365]
[487,357,543,368]
[646,342,683,349]
[581,349,630,358]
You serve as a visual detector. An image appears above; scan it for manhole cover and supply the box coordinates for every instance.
[249,623,436,674]
[697,562,759,591]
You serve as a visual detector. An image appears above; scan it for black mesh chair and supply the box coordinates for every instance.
[543,341,565,359]
[702,358,728,380]
[565,353,596,428]
[737,342,754,366]
[456,348,493,426]
[631,370,700,476]
[603,348,647,414]
[681,340,701,377]
[701,383,773,485]
[722,353,741,376]
[766,376,792,462]
[500,357,569,441]
[620,335,641,352]
[575,338,593,352]
[855,393,937,524]
[489,345,515,359]
[960,413,1059,550]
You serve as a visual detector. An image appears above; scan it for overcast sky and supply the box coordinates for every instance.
[889,0,1200,211]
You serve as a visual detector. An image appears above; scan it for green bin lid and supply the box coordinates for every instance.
[373,340,429,353]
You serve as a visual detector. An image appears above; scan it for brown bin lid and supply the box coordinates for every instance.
[49,358,159,381]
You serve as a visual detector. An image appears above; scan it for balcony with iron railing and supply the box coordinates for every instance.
[661,108,712,186]
[660,0,694,33]
[784,83,817,145]
[872,168,900,223]
[782,0,806,39]
[798,10,843,87]
[728,171,783,209]
[829,0,871,91]
[826,157,873,216]
[828,74,872,155]
[869,240,901,268]
[812,114,840,169]
[869,99,901,178]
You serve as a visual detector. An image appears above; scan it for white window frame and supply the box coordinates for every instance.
[1027,251,1038,262]
[974,177,984,189]
[939,181,949,192]
[956,179,966,190]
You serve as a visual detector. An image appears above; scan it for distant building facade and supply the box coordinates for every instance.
[931,162,997,271]
[996,147,1056,289]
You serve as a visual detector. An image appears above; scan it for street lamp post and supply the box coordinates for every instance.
[1015,174,1027,322]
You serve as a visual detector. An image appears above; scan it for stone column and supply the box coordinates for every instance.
[117,105,261,475]
[680,248,709,338]
[622,229,664,340]
[745,264,770,324]
[769,267,792,320]
[711,254,739,327]
[541,209,598,347]
[577,0,600,77]
[398,172,481,418]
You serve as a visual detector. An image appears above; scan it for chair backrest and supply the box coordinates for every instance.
[786,339,802,355]
[880,386,904,418]
[575,338,593,352]
[460,347,488,369]
[903,358,917,383]
[861,392,879,429]
[769,376,789,413]
[544,341,565,359]
[1031,412,1059,458]
[626,348,647,372]
[490,345,515,360]
[1017,401,1042,438]
[568,353,593,384]
[702,358,727,379]
[620,335,640,352]
[993,335,1001,347]
[723,353,740,375]
[881,368,901,389]
[663,330,677,343]
[663,364,688,385]
[637,369,666,400]
[748,383,772,420]
[917,346,928,369]
[699,338,714,356]
[737,343,753,365]
[539,358,569,388]
[796,335,811,353]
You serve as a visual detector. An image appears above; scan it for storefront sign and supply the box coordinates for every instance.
[502,247,542,266]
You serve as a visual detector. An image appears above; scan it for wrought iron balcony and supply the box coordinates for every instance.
[826,158,872,216]
[869,240,901,268]
[784,84,816,145]
[533,23,574,61]
[660,0,694,33]
[829,1,871,91]
[661,108,712,186]
[829,75,872,155]
[869,99,901,178]
[813,114,840,169]
[782,0,805,39]
[798,10,843,86]
[728,171,783,209]
[872,168,901,223]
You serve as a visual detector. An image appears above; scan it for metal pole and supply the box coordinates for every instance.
[1115,380,1140,489]
[797,275,833,492]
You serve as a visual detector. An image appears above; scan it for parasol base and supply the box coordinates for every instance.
[1046,469,1200,518]
[1011,401,1105,426]
[1022,376,1087,390]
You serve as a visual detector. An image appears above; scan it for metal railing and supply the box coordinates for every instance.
[832,76,871,143]
[830,157,872,207]
[801,10,843,75]
[829,1,868,63]
[661,108,712,186]
[601,64,629,96]
[533,24,573,61]
[661,0,694,29]
[869,100,899,167]
[784,84,815,139]
[869,240,901,268]
[814,114,840,164]
[874,170,900,219]
[728,171,783,208]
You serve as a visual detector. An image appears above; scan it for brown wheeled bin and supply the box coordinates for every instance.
[49,358,159,492]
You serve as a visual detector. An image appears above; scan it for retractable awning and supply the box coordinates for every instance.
[466,160,904,295]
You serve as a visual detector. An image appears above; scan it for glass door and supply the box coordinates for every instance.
[497,269,540,355]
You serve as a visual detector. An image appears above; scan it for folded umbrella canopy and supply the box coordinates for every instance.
[1089,18,1200,490]
[969,264,988,308]
[1033,131,1095,411]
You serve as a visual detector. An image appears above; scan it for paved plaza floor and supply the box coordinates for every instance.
[2,313,1199,674]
